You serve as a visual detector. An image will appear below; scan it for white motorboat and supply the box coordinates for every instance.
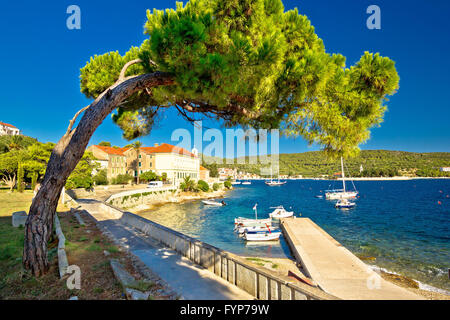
[325,157,358,200]
[243,230,281,241]
[335,199,356,209]
[231,181,241,185]
[241,181,252,185]
[269,206,294,219]
[236,224,278,234]
[202,200,226,206]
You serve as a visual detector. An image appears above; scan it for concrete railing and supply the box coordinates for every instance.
[110,208,337,300]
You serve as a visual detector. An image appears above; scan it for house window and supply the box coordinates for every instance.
[139,162,142,167]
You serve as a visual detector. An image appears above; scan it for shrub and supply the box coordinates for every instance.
[93,169,108,185]
[224,181,232,189]
[66,174,94,190]
[139,171,160,182]
[212,183,220,191]
[111,174,133,185]
[197,180,209,192]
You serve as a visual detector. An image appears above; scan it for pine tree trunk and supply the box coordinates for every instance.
[23,72,173,276]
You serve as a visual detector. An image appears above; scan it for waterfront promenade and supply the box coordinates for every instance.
[76,199,254,300]
[281,218,423,300]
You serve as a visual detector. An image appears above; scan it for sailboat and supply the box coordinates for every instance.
[325,157,358,200]
[265,167,287,186]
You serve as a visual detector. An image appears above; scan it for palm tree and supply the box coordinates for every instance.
[132,141,143,184]
[180,176,196,192]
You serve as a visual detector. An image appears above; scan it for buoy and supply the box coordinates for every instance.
[438,201,442,205]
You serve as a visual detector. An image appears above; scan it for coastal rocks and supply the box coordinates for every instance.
[11,211,27,227]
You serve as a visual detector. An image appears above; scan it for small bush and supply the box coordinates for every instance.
[197,180,209,192]
[111,174,133,185]
[93,169,108,185]
[212,183,220,191]
[224,181,232,189]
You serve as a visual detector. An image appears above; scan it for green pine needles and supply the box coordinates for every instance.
[80,0,399,158]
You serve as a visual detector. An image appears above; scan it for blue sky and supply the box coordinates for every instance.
[0,0,449,156]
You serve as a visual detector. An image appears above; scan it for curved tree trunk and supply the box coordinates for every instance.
[23,71,173,276]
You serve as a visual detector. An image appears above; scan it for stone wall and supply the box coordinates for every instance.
[105,188,177,209]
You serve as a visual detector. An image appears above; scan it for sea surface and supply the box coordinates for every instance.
[138,179,450,291]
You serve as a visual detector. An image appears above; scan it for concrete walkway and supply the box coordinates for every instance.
[76,199,253,300]
[282,218,423,300]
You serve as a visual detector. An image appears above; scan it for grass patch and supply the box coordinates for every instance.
[127,280,155,292]
[86,244,102,252]
[0,207,171,300]
[245,257,279,269]
[106,245,119,253]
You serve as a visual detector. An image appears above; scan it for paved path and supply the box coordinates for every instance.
[76,199,253,300]
[282,218,422,300]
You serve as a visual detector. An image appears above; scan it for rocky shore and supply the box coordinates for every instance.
[130,188,230,213]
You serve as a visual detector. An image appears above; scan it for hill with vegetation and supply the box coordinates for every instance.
[202,150,450,178]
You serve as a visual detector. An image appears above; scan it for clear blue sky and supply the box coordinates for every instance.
[0,0,449,155]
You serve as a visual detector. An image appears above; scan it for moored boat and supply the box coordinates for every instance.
[202,199,226,206]
[236,224,278,234]
[335,199,356,209]
[269,206,294,219]
[325,157,358,199]
[243,230,281,241]
[234,217,272,227]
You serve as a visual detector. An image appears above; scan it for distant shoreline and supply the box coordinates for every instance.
[236,177,450,181]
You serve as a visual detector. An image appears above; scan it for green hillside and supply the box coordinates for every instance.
[202,150,450,178]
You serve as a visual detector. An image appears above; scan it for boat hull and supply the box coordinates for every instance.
[325,191,358,200]
[236,225,279,234]
[234,217,272,228]
[244,231,281,241]
[202,200,224,206]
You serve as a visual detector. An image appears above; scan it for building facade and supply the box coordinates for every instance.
[88,143,200,185]
[199,166,210,181]
[87,145,129,178]
[0,122,20,136]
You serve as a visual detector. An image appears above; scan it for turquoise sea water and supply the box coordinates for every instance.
[139,179,450,291]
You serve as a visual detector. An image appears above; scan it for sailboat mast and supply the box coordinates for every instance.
[341,156,346,193]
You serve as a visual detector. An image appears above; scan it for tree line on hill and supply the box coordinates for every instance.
[202,150,450,178]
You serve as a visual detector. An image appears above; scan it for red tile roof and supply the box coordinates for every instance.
[140,143,197,158]
[0,121,18,129]
[200,165,209,171]
[94,145,129,156]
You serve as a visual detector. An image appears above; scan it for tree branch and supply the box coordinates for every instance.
[119,59,143,81]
